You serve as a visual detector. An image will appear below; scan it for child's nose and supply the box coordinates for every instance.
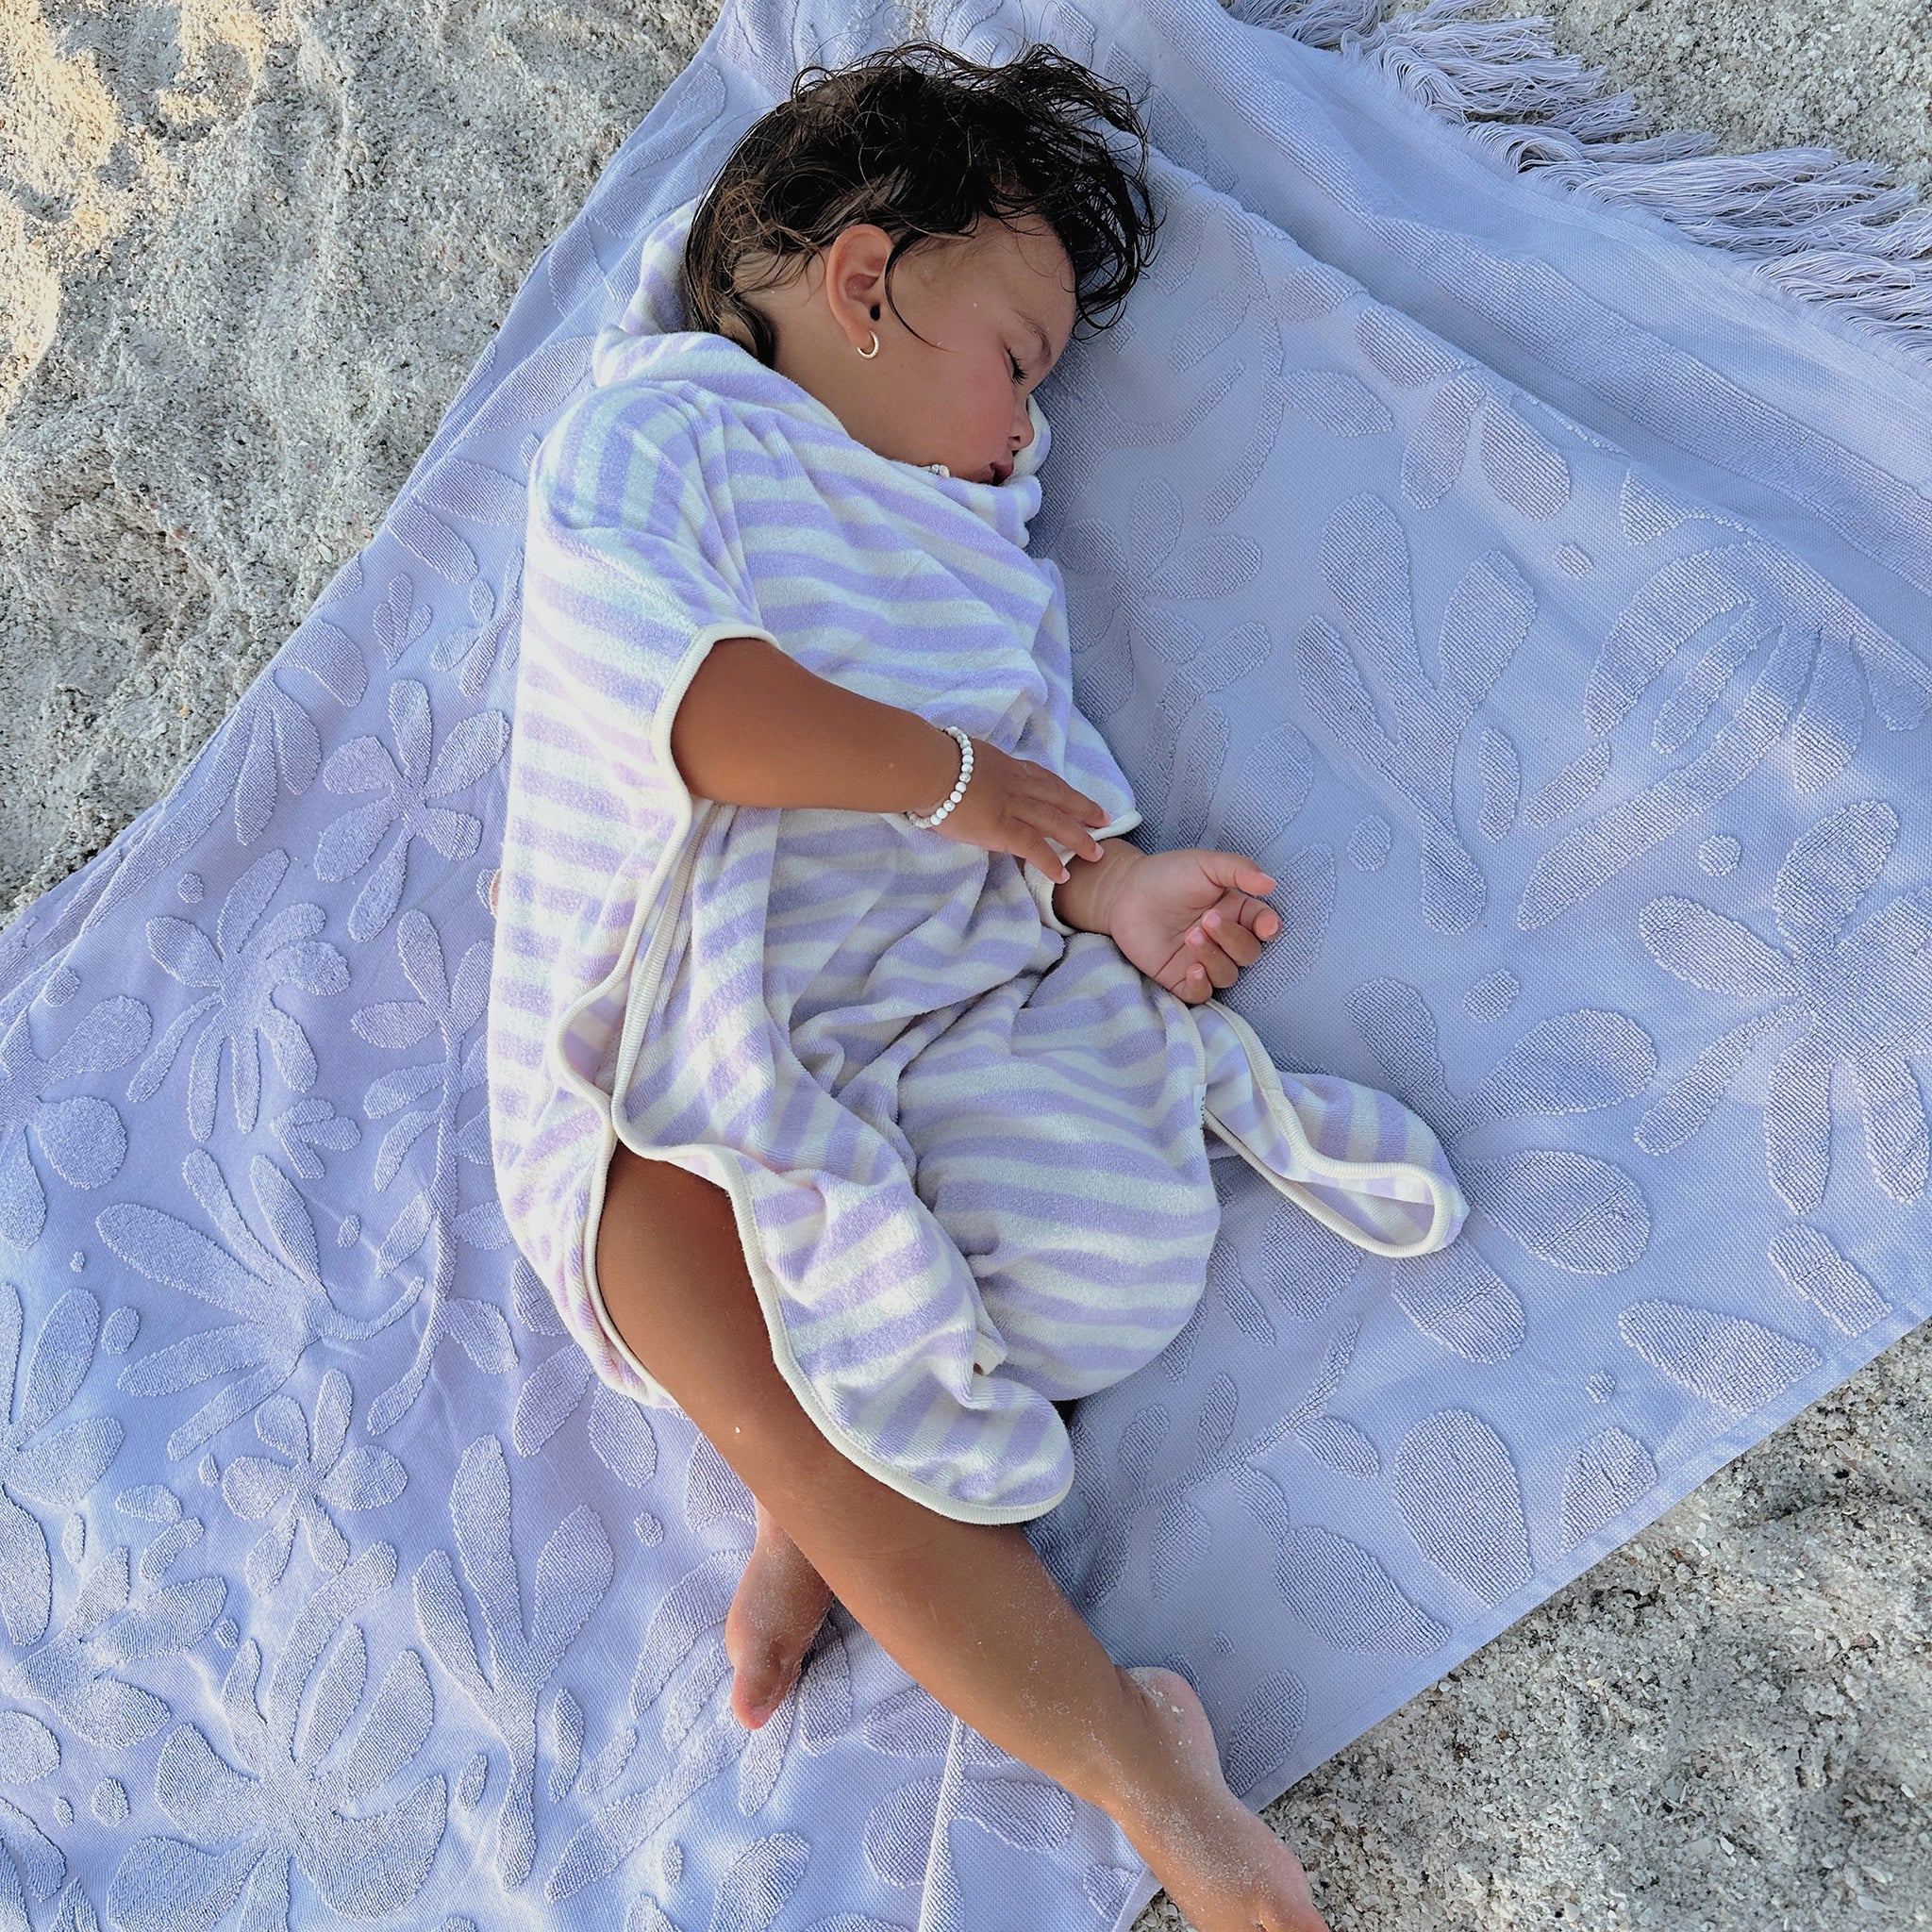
[1011,401,1034,451]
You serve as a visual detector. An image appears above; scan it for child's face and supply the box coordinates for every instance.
[744,215,1077,486]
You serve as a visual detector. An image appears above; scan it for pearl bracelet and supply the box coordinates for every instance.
[906,725,974,830]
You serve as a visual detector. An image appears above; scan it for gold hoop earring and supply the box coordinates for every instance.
[856,330,880,359]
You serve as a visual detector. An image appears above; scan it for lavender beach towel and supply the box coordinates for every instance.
[1,0,1928,1924]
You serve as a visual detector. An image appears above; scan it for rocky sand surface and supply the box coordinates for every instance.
[2,0,1927,1925]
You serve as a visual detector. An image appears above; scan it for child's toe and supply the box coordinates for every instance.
[734,1655,800,1728]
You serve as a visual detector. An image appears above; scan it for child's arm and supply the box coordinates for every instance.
[671,635,1112,880]
[671,639,1273,1002]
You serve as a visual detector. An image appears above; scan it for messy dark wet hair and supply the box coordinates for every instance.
[680,40,1161,367]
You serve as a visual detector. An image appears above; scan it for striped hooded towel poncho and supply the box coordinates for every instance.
[487,196,1470,1522]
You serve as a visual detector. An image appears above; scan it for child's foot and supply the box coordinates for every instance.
[1111,1666,1331,1932]
[724,1500,835,1729]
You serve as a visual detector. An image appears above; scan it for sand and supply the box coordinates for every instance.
[2,0,1926,1924]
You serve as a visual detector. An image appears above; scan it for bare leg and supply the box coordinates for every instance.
[729,1407,1077,1729]
[596,1146,1331,1932]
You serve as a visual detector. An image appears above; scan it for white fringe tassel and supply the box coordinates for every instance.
[1225,0,1932,365]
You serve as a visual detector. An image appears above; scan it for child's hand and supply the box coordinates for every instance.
[926,737,1112,877]
[1106,848,1280,1005]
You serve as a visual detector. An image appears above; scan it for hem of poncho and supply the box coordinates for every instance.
[1196,1001,1470,1257]
[588,1138,1076,1525]
[553,619,1076,1526]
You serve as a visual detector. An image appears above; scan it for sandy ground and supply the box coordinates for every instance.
[2,0,1927,1925]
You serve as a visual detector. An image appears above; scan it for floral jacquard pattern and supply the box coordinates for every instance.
[429,554,525,702]
[1514,501,1932,932]
[8,1485,225,1751]
[0,1707,64,1916]
[859,1688,1079,1932]
[351,910,516,1435]
[0,1282,122,1644]
[413,1434,612,1891]
[1346,977,1656,1276]
[1354,305,1574,521]
[97,1152,418,1461]
[1637,799,1932,1210]
[214,1369,407,1595]
[1296,491,1535,935]
[539,1434,860,1904]
[313,680,508,943]
[108,1544,447,1931]
[0,994,148,1250]
[127,850,350,1142]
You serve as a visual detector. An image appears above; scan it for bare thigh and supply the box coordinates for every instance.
[594,1148,824,1503]
[593,1148,1077,1517]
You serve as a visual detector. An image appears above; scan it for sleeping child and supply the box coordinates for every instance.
[487,38,1467,1932]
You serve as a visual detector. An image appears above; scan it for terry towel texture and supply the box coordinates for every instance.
[488,197,1468,1521]
[0,0,1926,1924]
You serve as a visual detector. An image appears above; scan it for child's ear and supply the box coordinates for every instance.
[825,224,895,339]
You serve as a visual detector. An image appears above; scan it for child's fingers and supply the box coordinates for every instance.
[1218,893,1280,942]
[1034,841,1071,883]
[1200,851,1276,899]
[1046,770,1111,831]
[1196,910,1264,969]
[1202,893,1276,952]
[1018,768,1108,858]
[1182,928,1241,991]
[1045,806,1105,864]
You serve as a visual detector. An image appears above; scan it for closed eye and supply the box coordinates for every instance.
[1008,351,1026,385]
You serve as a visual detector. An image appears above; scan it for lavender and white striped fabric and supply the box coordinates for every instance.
[487,196,1467,1523]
